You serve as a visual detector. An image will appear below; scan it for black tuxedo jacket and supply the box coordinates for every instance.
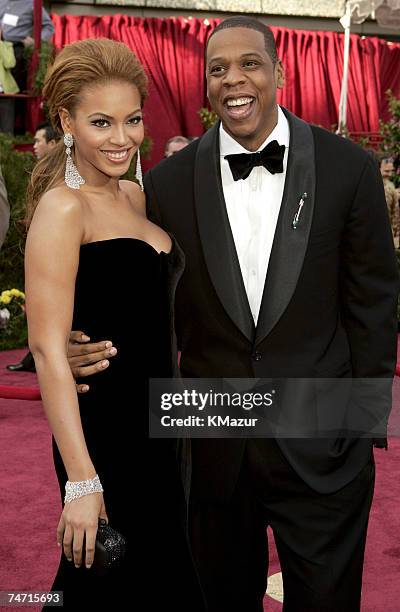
[145,108,399,501]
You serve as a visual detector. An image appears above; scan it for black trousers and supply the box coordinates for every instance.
[0,97,15,134]
[10,42,27,134]
[11,42,27,92]
[189,438,375,612]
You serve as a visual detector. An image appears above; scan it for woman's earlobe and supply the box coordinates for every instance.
[59,108,71,134]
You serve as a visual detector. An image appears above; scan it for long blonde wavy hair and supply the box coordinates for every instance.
[26,38,148,225]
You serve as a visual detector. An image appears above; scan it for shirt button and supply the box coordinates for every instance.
[252,351,262,362]
[251,269,256,276]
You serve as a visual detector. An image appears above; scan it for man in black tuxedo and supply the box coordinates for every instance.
[68,16,398,611]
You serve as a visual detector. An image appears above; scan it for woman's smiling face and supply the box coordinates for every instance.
[60,80,144,181]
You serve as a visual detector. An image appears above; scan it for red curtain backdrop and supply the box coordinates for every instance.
[50,15,400,167]
[273,26,400,134]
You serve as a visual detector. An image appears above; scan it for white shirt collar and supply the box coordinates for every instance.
[219,105,289,157]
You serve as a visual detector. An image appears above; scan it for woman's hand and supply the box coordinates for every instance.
[56,492,108,569]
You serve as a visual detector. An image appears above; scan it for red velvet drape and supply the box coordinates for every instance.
[50,15,400,167]
[273,27,400,133]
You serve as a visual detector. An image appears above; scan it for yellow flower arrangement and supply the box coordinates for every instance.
[0,288,27,348]
[0,288,25,305]
[0,288,25,318]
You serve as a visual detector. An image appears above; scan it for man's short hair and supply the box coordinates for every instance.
[165,135,190,149]
[375,150,394,164]
[35,122,60,143]
[164,136,190,151]
[206,16,278,64]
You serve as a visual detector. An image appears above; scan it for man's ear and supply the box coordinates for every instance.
[275,60,285,89]
[59,108,72,135]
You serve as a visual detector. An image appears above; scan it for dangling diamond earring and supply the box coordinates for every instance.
[64,133,85,190]
[135,148,144,192]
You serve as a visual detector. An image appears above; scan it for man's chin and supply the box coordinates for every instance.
[222,120,258,142]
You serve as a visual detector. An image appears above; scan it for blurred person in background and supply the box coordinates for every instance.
[378,153,399,247]
[164,135,190,158]
[0,0,54,91]
[0,25,19,133]
[33,121,59,159]
[0,0,54,132]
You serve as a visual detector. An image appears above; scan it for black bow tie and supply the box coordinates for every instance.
[224,140,285,181]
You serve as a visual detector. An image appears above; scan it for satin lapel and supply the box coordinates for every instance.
[194,121,255,343]
[255,108,316,346]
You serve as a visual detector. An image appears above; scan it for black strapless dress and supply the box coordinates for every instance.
[45,238,203,610]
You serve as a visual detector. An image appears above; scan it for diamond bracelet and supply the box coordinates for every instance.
[64,474,103,504]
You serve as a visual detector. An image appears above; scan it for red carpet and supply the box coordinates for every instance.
[0,384,41,400]
[0,397,60,612]
[0,348,40,400]
[0,348,399,610]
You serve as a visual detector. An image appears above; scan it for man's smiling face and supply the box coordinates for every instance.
[206,27,285,152]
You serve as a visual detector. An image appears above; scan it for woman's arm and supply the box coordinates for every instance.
[25,188,106,569]
[25,189,95,480]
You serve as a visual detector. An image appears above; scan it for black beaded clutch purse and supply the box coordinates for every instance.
[90,518,126,576]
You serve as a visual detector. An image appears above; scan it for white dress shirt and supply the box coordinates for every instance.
[219,105,290,325]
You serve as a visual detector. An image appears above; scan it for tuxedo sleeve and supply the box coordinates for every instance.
[339,155,399,444]
[144,169,163,228]
[340,155,399,376]
[144,168,183,353]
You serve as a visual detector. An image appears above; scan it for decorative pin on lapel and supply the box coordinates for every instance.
[292,192,308,230]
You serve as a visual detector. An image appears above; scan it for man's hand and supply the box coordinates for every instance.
[22,35,34,48]
[68,331,117,394]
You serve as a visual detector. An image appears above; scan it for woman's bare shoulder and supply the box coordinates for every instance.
[119,180,146,216]
[29,186,84,241]
[39,185,81,206]
[36,185,83,212]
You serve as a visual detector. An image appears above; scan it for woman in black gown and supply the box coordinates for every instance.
[48,238,195,609]
[24,39,203,610]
